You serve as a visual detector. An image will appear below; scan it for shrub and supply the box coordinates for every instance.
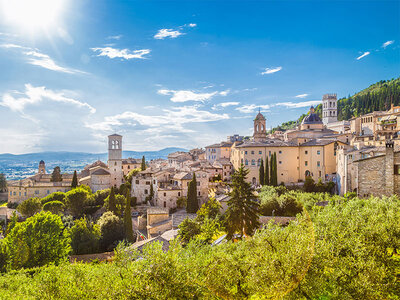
[104,194,125,217]
[4,211,70,270]
[6,202,18,209]
[304,176,315,192]
[93,189,110,206]
[42,201,65,215]
[17,197,42,217]
[65,188,93,218]
[178,218,201,245]
[69,218,101,255]
[41,192,66,205]
[97,212,124,251]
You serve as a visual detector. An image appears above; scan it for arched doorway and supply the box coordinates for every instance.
[252,177,257,185]
[305,170,311,177]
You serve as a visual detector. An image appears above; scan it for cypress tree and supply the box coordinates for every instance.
[141,156,146,171]
[187,173,199,213]
[265,156,269,185]
[270,154,274,186]
[71,170,78,189]
[225,165,260,239]
[108,186,117,215]
[50,166,62,182]
[124,190,134,242]
[259,159,264,186]
[272,153,278,186]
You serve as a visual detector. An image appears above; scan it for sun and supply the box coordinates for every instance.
[0,0,66,31]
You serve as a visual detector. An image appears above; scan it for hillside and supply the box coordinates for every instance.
[272,77,400,132]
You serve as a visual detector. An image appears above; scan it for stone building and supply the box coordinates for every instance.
[108,134,124,187]
[322,93,338,125]
[7,162,74,203]
[122,158,141,176]
[337,142,400,197]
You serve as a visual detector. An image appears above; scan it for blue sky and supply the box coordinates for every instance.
[0,0,399,154]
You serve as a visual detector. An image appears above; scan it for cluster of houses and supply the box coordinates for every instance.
[6,93,400,210]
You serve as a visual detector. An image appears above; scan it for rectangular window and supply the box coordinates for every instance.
[135,180,139,184]
[269,151,271,157]
[317,150,320,155]
[395,165,400,175]
[319,171,322,177]
[146,181,150,185]
[144,189,148,194]
[245,151,247,154]
[164,193,166,196]
[317,161,320,167]
[259,151,262,155]
[279,161,282,164]
[251,151,254,155]
[305,151,308,155]
[279,151,282,154]
[305,161,308,166]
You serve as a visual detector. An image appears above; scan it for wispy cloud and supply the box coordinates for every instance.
[0,44,86,74]
[356,51,370,60]
[0,84,96,116]
[236,104,270,114]
[86,105,229,133]
[275,100,321,108]
[107,34,123,40]
[154,29,183,39]
[295,93,309,98]
[188,23,197,28]
[382,40,394,48]
[212,102,240,110]
[91,47,150,60]
[157,89,228,103]
[261,66,282,75]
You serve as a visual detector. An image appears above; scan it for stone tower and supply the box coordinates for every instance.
[108,134,123,188]
[253,110,267,142]
[322,93,338,125]
[38,160,46,174]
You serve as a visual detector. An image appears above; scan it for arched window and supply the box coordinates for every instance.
[245,159,248,166]
[112,140,115,149]
[252,177,257,185]
[256,125,259,132]
[115,140,119,149]
[257,158,261,166]
[261,124,264,131]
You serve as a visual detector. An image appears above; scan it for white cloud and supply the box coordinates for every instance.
[24,50,86,74]
[261,66,282,75]
[0,84,96,115]
[157,89,228,103]
[295,93,309,99]
[382,40,394,48]
[356,51,370,60]
[275,100,321,108]
[91,47,150,60]
[154,29,183,39]
[1,44,86,74]
[188,23,197,27]
[86,106,229,133]
[107,34,123,40]
[236,104,270,114]
[212,102,240,110]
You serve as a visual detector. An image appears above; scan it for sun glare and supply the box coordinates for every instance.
[0,0,65,31]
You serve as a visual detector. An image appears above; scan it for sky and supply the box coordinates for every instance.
[0,0,399,154]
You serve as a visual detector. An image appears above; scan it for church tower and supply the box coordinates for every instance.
[253,111,267,142]
[322,93,338,125]
[38,160,46,174]
[108,134,123,188]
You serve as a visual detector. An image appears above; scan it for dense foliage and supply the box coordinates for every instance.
[50,166,63,182]
[271,77,400,132]
[186,173,199,213]
[17,197,42,217]
[0,191,399,298]
[69,217,101,255]
[0,173,6,192]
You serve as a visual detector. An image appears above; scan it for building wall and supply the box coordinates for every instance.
[156,189,182,209]
[8,185,71,203]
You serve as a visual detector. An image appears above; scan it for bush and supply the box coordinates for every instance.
[4,211,70,270]
[69,218,101,255]
[65,188,93,218]
[17,197,42,217]
[6,202,18,209]
[97,212,124,251]
[178,218,201,245]
[41,192,66,205]
[93,189,110,206]
[42,201,65,215]
[303,176,315,192]
[104,194,125,217]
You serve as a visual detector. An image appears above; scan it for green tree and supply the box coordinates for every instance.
[41,192,66,205]
[225,166,260,239]
[125,168,141,184]
[97,212,125,251]
[93,188,110,206]
[17,197,42,217]
[105,187,117,215]
[124,191,134,242]
[186,173,199,213]
[270,153,278,186]
[6,211,18,235]
[265,156,269,185]
[304,176,315,192]
[71,170,78,189]
[69,217,101,255]
[65,188,91,218]
[43,201,65,215]
[141,156,146,171]
[178,217,201,245]
[50,166,63,182]
[270,154,274,186]
[0,173,6,192]
[259,159,264,186]
[196,197,221,223]
[4,211,70,270]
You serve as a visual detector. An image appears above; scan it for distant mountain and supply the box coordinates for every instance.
[0,147,188,180]
[271,77,400,132]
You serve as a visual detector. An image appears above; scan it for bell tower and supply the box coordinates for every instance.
[322,93,338,125]
[38,160,46,174]
[108,134,123,188]
[253,110,267,142]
